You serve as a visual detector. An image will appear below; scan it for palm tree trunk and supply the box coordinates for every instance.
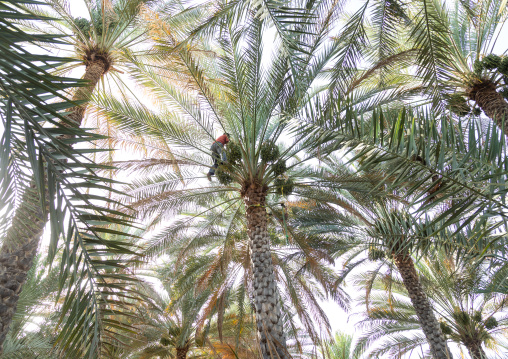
[68,59,108,127]
[468,80,508,136]
[393,253,453,359]
[244,184,287,359]
[176,347,189,359]
[0,58,108,352]
[0,186,47,348]
[465,340,486,359]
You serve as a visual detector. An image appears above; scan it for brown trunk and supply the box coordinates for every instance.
[0,186,47,348]
[176,346,189,359]
[464,339,486,359]
[68,59,109,127]
[0,58,107,352]
[468,80,508,136]
[393,253,453,359]
[243,183,287,359]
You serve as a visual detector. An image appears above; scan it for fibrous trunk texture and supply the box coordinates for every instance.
[0,187,46,347]
[244,184,287,359]
[68,59,108,127]
[176,347,189,359]
[0,59,107,352]
[393,253,453,359]
[465,339,486,359]
[468,80,508,136]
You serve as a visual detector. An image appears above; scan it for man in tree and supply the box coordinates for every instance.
[207,133,230,181]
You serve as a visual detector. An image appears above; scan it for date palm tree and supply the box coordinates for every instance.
[0,1,147,356]
[0,0,164,353]
[291,169,508,359]
[92,2,351,354]
[372,209,453,359]
[31,0,159,126]
[325,0,508,134]
[285,148,472,359]
[315,201,455,359]
[0,2,81,349]
[352,249,508,359]
[345,0,508,131]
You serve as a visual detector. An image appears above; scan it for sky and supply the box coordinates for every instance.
[42,0,508,357]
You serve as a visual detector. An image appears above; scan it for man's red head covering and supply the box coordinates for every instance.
[216,134,230,145]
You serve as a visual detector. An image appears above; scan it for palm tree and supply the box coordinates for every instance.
[0,1,82,349]
[290,152,508,358]
[354,206,455,359]
[376,214,453,359]
[289,192,455,358]
[0,1,125,354]
[324,0,508,134]
[0,0,157,352]
[350,0,508,132]
[352,249,508,359]
[91,0,355,353]
[31,0,158,126]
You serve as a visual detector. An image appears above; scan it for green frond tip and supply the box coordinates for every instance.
[272,160,287,177]
[499,57,508,76]
[227,142,242,164]
[216,164,234,185]
[482,54,501,70]
[447,93,471,116]
[274,178,294,196]
[260,141,280,162]
[485,317,498,329]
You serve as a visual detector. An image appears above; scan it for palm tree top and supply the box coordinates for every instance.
[24,0,158,76]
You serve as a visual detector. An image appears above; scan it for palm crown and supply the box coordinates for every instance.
[412,0,508,126]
